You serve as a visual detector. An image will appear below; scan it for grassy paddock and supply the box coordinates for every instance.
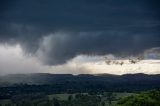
[47,92,135,106]
[0,99,11,105]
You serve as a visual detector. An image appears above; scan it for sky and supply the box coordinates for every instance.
[0,0,160,75]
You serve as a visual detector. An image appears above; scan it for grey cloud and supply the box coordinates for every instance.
[0,0,160,65]
[36,31,160,65]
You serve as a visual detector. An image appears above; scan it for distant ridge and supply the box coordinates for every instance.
[0,73,160,92]
[0,73,160,84]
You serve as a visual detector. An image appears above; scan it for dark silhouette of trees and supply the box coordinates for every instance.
[101,101,105,106]
[53,98,60,106]
[68,95,73,101]
[117,90,160,106]
[105,92,116,105]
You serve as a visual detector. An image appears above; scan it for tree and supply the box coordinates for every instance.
[52,98,60,106]
[101,101,105,106]
[68,95,73,101]
[75,94,81,99]
[117,90,160,106]
[105,92,116,105]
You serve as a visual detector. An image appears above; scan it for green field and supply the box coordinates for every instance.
[1,90,159,106]
[47,92,134,106]
[48,93,76,100]
[48,93,89,100]
[0,92,134,106]
[0,99,11,106]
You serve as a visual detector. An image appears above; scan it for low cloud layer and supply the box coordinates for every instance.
[0,44,159,75]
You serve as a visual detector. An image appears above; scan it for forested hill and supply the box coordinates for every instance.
[1,73,160,85]
[0,73,160,92]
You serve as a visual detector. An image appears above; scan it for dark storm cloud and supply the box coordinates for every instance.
[0,0,160,65]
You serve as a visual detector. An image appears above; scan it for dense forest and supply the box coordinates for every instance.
[0,90,160,106]
[0,73,160,99]
[0,73,160,106]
